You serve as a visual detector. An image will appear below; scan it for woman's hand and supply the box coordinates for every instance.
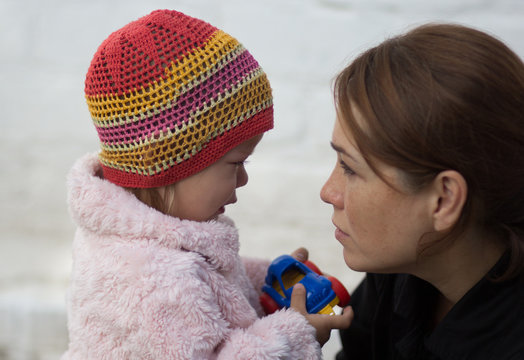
[290,283,353,346]
[290,247,309,262]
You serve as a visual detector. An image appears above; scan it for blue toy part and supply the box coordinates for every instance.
[260,254,346,315]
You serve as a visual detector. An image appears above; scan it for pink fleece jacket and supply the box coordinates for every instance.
[61,153,321,359]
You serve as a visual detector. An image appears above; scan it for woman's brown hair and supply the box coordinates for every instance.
[334,23,524,279]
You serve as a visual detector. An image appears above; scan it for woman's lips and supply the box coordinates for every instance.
[333,222,349,242]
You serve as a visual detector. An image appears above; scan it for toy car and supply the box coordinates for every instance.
[260,254,350,315]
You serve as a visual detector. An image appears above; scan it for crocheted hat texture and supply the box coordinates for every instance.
[85,9,273,188]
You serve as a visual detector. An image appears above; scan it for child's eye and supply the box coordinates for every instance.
[339,160,355,175]
[232,160,249,166]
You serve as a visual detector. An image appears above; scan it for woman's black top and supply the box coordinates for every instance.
[336,253,524,360]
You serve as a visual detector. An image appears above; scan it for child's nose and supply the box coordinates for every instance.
[236,165,248,188]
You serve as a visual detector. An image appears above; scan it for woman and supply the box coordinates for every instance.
[320,24,524,359]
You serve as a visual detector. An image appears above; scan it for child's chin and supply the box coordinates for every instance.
[207,208,225,221]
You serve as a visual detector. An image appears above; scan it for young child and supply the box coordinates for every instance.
[61,9,349,359]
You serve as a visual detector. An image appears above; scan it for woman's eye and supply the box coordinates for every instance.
[339,160,355,175]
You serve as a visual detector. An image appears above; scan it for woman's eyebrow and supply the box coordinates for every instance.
[330,141,358,162]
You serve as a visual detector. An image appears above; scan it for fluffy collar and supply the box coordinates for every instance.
[67,153,240,272]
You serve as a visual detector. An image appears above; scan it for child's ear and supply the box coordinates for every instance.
[429,170,468,232]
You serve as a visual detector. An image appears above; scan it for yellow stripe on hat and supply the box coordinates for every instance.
[99,70,272,175]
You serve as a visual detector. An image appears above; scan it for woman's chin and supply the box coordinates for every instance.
[343,250,366,272]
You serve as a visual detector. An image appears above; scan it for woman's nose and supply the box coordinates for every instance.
[320,171,343,208]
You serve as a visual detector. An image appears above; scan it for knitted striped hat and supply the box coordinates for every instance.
[85,9,273,188]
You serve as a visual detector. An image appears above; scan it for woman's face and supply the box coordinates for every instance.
[320,111,434,274]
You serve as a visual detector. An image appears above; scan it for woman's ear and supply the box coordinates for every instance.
[430,170,468,232]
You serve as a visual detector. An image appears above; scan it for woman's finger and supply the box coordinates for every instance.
[329,306,354,329]
[290,247,309,262]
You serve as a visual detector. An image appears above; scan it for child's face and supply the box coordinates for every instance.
[167,134,263,221]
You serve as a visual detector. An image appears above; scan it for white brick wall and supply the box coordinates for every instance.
[1,0,524,358]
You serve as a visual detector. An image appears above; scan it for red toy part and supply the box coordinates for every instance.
[327,275,351,307]
[260,292,280,314]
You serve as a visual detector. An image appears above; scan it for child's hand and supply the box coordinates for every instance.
[290,283,354,346]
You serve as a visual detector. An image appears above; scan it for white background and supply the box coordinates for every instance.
[1,0,524,358]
